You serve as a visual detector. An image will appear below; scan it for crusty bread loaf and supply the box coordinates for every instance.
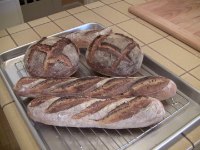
[24,36,79,78]
[14,76,177,100]
[64,28,112,49]
[27,96,165,129]
[86,33,143,76]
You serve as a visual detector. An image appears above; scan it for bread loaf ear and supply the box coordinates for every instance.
[24,36,79,78]
[85,33,143,76]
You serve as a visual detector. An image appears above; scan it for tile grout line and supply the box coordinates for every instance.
[30,26,42,38]
[69,4,115,26]
[141,38,200,73]
[46,16,65,31]
[180,64,200,81]
[4,21,53,36]
[100,0,122,5]
[2,101,14,109]
[132,17,169,38]
[65,6,89,15]
[108,2,138,19]
[0,34,10,39]
[27,18,52,28]
[114,23,144,45]
[5,29,19,47]
[124,0,147,6]
[166,36,200,59]
[84,2,106,9]
[181,133,195,149]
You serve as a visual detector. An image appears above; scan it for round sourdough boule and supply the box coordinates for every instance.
[24,36,79,78]
[86,33,143,76]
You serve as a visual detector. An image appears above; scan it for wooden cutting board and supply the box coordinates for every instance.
[128,0,200,52]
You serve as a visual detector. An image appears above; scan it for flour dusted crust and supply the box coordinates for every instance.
[24,36,79,78]
[27,96,165,129]
[14,76,177,101]
[86,33,144,76]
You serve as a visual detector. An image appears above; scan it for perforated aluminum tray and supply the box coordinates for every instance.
[0,23,200,150]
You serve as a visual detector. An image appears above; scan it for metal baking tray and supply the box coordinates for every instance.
[0,23,200,150]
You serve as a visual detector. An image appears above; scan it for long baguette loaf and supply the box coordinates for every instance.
[27,96,165,128]
[14,76,177,100]
[86,32,143,76]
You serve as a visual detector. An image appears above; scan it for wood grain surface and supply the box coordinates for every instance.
[128,0,200,51]
[0,107,20,150]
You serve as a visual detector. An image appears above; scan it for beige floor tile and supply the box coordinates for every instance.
[167,36,200,58]
[85,1,105,9]
[0,36,16,53]
[0,29,8,37]
[168,136,192,150]
[110,25,144,46]
[100,0,121,4]
[3,103,39,150]
[181,73,200,91]
[7,23,30,34]
[117,20,162,44]
[109,1,135,18]
[93,5,129,24]
[185,126,200,147]
[34,22,62,37]
[11,29,40,46]
[142,46,185,76]
[67,6,88,14]
[125,0,146,5]
[190,66,200,80]
[28,17,51,27]
[48,11,70,20]
[54,16,83,30]
[135,18,168,37]
[149,38,200,71]
[74,10,112,27]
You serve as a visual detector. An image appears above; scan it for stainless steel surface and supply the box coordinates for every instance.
[0,23,200,150]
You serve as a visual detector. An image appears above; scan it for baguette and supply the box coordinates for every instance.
[14,76,177,100]
[27,96,165,128]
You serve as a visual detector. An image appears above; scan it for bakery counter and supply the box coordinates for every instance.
[0,0,200,150]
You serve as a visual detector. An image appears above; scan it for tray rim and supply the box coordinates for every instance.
[0,22,200,150]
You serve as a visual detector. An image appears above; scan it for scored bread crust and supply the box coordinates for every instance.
[63,28,112,49]
[86,33,143,76]
[24,36,79,78]
[14,76,177,101]
[27,96,165,129]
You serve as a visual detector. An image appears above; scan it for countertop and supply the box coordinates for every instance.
[0,0,200,150]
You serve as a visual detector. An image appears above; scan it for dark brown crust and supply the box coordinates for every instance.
[87,78,134,98]
[48,77,104,96]
[29,96,54,107]
[24,36,79,78]
[86,33,143,76]
[72,97,120,119]
[96,96,151,124]
[46,97,90,113]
